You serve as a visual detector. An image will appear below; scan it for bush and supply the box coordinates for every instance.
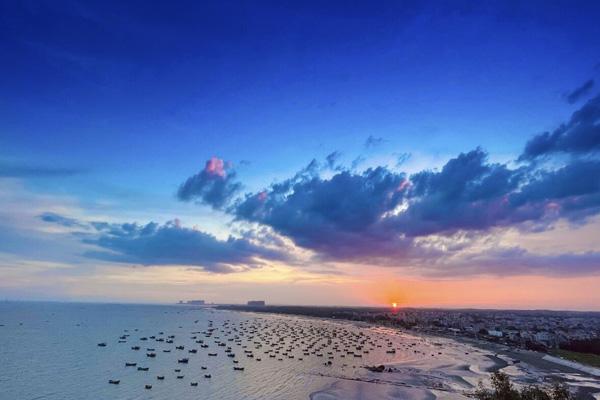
[476,372,572,400]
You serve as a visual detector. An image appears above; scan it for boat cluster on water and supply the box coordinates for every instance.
[98,313,446,391]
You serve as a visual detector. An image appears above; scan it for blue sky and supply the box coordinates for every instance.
[1,1,600,308]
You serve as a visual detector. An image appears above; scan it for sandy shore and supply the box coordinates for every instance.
[309,325,600,400]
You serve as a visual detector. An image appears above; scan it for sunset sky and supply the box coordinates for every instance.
[1,1,600,309]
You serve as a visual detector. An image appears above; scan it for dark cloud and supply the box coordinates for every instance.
[395,152,411,167]
[0,162,83,178]
[392,149,527,237]
[41,216,289,273]
[177,157,241,209]
[521,94,600,159]
[565,79,594,104]
[350,155,366,170]
[510,160,600,218]
[325,151,342,170]
[39,212,86,228]
[234,163,410,261]
[232,143,600,271]
[364,135,384,148]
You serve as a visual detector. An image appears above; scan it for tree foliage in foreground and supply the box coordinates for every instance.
[476,372,572,400]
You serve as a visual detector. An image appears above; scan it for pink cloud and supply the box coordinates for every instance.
[204,157,226,178]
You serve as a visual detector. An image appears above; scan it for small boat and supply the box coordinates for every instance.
[208,353,217,356]
[108,379,120,384]
[176,375,184,379]
[176,345,184,350]
[125,362,137,367]
[174,369,181,372]
[137,367,149,371]
[131,346,140,350]
[145,384,152,389]
[204,374,211,378]
[201,366,207,370]
[147,348,155,351]
[146,352,156,357]
[233,366,244,371]
[97,342,107,347]
[189,349,197,353]
[156,375,165,380]
[178,358,189,364]
[163,349,171,353]
[190,382,198,386]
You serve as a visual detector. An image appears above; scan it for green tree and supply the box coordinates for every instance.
[476,372,572,400]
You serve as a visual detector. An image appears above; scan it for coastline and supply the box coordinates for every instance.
[218,306,600,400]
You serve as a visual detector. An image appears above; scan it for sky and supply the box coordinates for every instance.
[1,1,600,310]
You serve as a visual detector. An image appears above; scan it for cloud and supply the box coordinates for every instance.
[41,215,290,273]
[521,94,600,159]
[395,152,411,167]
[364,135,384,148]
[392,149,527,237]
[177,157,242,209]
[39,212,87,228]
[0,162,84,178]
[234,162,411,261]
[565,79,594,104]
[351,155,366,170]
[432,246,600,278]
[231,140,600,274]
[325,151,342,170]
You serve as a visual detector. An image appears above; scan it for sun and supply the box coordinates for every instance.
[392,302,398,309]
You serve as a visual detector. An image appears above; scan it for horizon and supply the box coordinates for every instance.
[2,1,600,310]
[5,298,600,315]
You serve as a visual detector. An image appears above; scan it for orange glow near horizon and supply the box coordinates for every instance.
[350,273,600,311]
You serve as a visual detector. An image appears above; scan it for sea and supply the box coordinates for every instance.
[0,302,420,400]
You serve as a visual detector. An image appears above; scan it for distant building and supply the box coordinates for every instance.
[247,300,265,306]
[187,300,205,305]
[487,330,503,337]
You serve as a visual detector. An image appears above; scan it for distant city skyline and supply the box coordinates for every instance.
[1,1,600,310]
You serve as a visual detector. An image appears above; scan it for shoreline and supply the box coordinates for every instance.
[217,306,600,400]
[217,305,598,378]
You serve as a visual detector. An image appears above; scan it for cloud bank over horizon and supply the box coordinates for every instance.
[40,91,600,277]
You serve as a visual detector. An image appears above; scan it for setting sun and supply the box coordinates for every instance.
[392,302,398,308]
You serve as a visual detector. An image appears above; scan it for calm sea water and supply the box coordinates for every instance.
[0,302,413,400]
